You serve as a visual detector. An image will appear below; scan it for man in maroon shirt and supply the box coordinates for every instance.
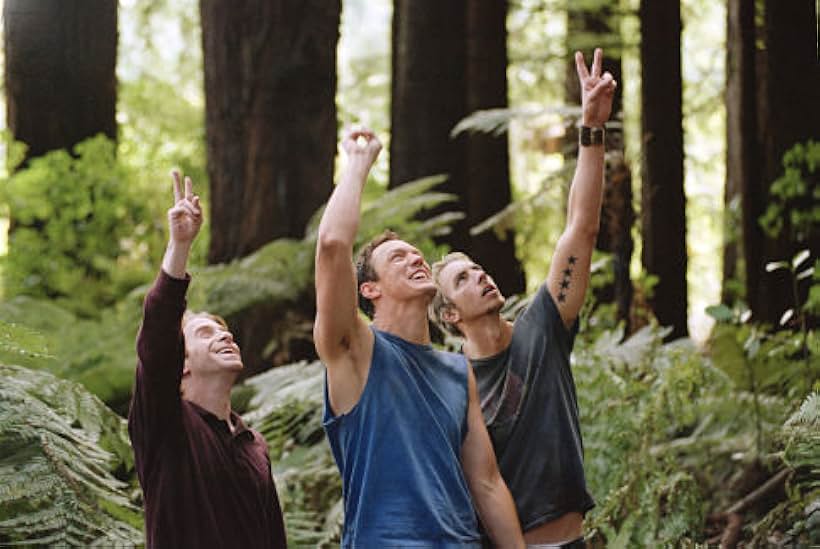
[128,171,287,548]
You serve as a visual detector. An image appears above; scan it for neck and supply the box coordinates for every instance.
[372,297,431,345]
[182,374,236,422]
[461,313,513,359]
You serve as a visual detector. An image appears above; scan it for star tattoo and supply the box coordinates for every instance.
[558,293,566,303]
[568,255,577,265]
[560,280,570,289]
[563,268,573,277]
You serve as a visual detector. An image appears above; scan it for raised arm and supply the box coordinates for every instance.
[130,171,203,466]
[547,48,617,328]
[314,129,381,413]
[461,367,525,548]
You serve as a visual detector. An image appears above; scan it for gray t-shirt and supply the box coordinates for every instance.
[471,284,595,531]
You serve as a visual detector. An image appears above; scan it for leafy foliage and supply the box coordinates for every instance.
[240,362,341,547]
[0,364,142,546]
[760,140,820,246]
[1,136,162,317]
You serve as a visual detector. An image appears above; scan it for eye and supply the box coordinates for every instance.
[195,326,215,338]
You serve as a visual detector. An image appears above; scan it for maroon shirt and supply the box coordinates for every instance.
[128,271,287,548]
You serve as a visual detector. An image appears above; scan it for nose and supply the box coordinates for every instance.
[409,252,424,267]
[218,331,235,344]
[477,270,487,284]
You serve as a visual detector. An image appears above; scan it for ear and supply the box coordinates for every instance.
[441,304,461,326]
[182,356,192,377]
[360,281,381,301]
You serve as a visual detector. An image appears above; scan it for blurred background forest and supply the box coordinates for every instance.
[0,0,818,546]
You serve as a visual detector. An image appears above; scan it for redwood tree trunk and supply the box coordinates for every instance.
[201,0,339,263]
[390,0,468,251]
[464,0,525,294]
[744,0,820,324]
[4,0,117,165]
[723,0,758,305]
[391,0,524,294]
[639,0,688,339]
[200,0,339,374]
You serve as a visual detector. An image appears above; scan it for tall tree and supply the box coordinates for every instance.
[723,0,757,305]
[391,0,524,294]
[200,0,340,373]
[463,0,525,293]
[565,6,635,331]
[741,0,820,324]
[201,0,339,263]
[639,0,688,339]
[4,0,117,165]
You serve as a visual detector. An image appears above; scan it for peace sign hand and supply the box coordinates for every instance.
[167,170,203,246]
[575,48,617,128]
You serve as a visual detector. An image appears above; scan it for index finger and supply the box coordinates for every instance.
[171,170,182,202]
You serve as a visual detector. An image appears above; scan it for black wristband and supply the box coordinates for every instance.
[579,125,605,147]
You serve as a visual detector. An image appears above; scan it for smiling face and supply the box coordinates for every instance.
[360,239,436,313]
[433,255,506,333]
[181,313,243,385]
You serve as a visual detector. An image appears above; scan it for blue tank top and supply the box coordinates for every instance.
[323,328,481,548]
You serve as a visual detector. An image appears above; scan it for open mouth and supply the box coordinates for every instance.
[216,347,238,356]
[482,286,496,296]
[410,270,429,281]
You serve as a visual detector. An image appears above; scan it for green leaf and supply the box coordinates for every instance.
[705,304,733,322]
[796,267,815,281]
[792,249,811,270]
[779,309,795,326]
[766,261,790,273]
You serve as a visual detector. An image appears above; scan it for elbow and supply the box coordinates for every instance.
[568,218,600,244]
[316,231,352,256]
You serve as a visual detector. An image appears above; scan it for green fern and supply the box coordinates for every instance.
[0,364,142,546]
[240,361,342,547]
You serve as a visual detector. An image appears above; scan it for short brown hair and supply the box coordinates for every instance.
[182,310,229,332]
[429,251,473,336]
[355,230,399,318]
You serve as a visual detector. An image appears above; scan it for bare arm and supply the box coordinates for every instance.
[314,129,381,414]
[547,48,617,328]
[461,367,525,548]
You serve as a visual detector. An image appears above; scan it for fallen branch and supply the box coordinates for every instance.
[706,468,792,548]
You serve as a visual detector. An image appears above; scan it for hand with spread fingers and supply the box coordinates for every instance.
[575,47,618,128]
[167,170,203,246]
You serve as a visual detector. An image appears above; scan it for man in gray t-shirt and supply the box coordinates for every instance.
[430,48,616,548]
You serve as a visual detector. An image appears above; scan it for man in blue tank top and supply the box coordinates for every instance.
[429,49,617,548]
[314,128,525,548]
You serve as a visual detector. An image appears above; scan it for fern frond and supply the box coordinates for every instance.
[0,365,142,545]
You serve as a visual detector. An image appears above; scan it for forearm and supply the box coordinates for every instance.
[474,474,525,548]
[161,240,192,279]
[566,143,605,233]
[317,158,371,247]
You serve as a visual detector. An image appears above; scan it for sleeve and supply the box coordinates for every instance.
[518,284,580,351]
[127,270,190,480]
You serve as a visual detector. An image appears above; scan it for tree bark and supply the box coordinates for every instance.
[4,0,117,165]
[391,0,524,294]
[744,0,820,324]
[201,0,338,264]
[723,0,758,306]
[200,0,339,374]
[464,0,525,294]
[639,0,688,339]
